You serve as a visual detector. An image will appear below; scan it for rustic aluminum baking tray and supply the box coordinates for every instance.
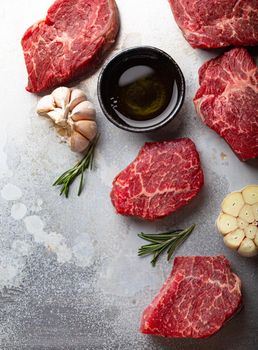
[0,0,257,349]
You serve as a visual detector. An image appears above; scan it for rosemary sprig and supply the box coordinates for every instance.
[53,134,99,197]
[138,224,195,267]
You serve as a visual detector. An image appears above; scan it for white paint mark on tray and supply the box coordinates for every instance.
[71,232,95,267]
[23,215,95,267]
[1,183,22,201]
[31,198,43,213]
[0,241,32,290]
[11,202,27,220]
[0,130,13,179]
[46,232,73,263]
[12,240,31,256]
[97,253,163,297]
[95,150,120,187]
[23,215,73,264]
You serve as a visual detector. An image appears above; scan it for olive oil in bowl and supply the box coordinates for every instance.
[98,47,185,132]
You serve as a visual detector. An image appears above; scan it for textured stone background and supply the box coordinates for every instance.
[0,0,257,349]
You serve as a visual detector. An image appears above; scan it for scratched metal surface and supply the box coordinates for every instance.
[0,0,257,349]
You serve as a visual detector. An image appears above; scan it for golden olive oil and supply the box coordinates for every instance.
[109,60,176,122]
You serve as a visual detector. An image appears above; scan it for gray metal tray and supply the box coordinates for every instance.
[0,0,257,349]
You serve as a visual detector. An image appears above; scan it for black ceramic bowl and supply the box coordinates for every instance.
[97,46,185,133]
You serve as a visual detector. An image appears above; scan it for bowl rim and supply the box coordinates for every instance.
[97,46,185,133]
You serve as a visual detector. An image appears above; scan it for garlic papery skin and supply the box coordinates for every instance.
[71,101,96,121]
[69,131,90,153]
[217,185,258,257]
[36,87,97,153]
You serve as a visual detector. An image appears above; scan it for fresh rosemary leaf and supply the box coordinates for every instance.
[138,224,195,266]
[139,231,183,241]
[78,168,84,196]
[53,134,99,197]
[138,233,166,244]
[150,242,171,267]
[138,240,170,254]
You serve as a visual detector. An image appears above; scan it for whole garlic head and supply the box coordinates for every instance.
[36,87,97,153]
[216,185,258,257]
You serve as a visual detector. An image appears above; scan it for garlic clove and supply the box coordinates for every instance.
[48,109,66,126]
[252,203,258,221]
[55,125,68,137]
[242,185,258,205]
[36,87,98,154]
[216,213,238,235]
[223,229,245,250]
[52,87,71,109]
[71,101,96,121]
[74,121,97,142]
[237,217,249,229]
[69,131,90,153]
[254,232,258,247]
[238,238,258,257]
[69,89,87,110]
[217,185,258,258]
[37,95,55,115]
[239,204,255,223]
[244,225,257,240]
[221,192,244,217]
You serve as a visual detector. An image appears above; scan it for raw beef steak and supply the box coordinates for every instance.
[168,0,258,48]
[110,139,204,220]
[140,256,242,338]
[194,48,258,161]
[21,0,119,93]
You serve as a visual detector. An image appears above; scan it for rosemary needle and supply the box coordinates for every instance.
[53,134,99,198]
[138,224,195,267]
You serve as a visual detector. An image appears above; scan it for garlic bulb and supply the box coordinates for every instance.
[36,87,97,153]
[216,185,258,257]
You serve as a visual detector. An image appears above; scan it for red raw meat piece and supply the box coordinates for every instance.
[111,139,204,220]
[194,48,258,161]
[168,0,258,48]
[140,256,242,338]
[21,0,119,93]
